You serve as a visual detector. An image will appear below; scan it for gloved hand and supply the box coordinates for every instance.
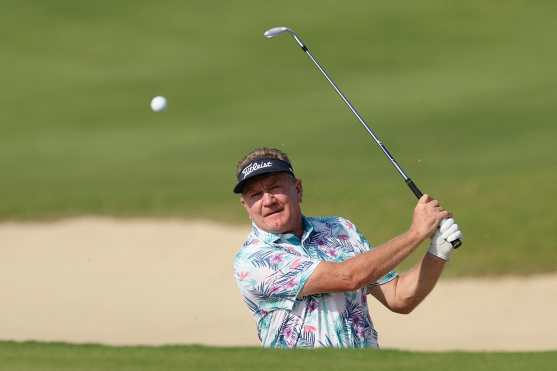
[427,218,462,261]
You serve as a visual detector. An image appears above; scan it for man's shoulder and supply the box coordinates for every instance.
[234,231,273,267]
[305,215,358,233]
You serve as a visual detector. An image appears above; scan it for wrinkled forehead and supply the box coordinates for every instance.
[241,172,293,194]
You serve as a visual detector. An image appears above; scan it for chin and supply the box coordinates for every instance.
[264,213,289,233]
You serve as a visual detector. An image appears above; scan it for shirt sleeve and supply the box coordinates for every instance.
[339,217,398,286]
[234,246,320,313]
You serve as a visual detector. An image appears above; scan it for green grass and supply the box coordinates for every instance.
[1,341,556,371]
[1,1,556,276]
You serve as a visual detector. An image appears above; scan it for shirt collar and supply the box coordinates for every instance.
[251,215,314,244]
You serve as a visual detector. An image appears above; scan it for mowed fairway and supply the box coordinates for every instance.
[1,0,556,278]
[2,342,557,371]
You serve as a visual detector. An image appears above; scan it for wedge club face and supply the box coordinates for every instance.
[264,26,306,49]
[263,26,291,38]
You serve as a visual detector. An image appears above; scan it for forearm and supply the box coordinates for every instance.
[340,230,423,289]
[394,253,446,311]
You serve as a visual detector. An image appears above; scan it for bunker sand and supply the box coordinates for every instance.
[1,218,556,351]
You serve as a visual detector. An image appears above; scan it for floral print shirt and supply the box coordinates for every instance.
[233,216,397,348]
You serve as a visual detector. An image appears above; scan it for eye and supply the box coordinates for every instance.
[269,185,283,193]
[250,191,262,199]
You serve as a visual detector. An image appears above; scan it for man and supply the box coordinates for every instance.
[233,147,462,348]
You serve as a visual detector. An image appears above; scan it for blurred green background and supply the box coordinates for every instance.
[1,0,556,276]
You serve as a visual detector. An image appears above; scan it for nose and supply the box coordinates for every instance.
[261,191,275,206]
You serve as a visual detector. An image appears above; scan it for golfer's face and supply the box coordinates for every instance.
[241,173,302,234]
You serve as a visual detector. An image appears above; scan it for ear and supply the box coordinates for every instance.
[240,195,247,210]
[240,196,253,220]
[295,178,303,203]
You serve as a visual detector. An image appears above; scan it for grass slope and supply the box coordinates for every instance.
[2,342,557,371]
[1,1,556,275]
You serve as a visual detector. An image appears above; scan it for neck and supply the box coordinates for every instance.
[253,214,305,238]
[291,214,304,239]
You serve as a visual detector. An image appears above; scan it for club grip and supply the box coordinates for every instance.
[405,179,423,199]
[406,179,463,249]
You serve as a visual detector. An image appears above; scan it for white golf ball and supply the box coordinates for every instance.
[150,96,167,112]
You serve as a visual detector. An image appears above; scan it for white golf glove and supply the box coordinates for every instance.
[427,218,462,261]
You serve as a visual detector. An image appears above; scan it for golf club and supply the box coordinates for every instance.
[264,26,462,248]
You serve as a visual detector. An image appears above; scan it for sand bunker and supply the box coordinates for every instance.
[1,217,556,351]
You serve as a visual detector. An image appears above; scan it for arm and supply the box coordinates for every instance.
[368,253,445,314]
[369,217,463,313]
[299,194,449,297]
[299,230,422,296]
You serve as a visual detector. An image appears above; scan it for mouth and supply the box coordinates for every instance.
[264,209,283,218]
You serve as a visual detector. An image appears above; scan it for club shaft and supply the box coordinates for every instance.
[286,31,462,248]
[292,34,422,198]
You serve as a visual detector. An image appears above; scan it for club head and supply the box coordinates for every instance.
[263,26,293,39]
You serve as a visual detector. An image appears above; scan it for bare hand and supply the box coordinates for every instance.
[409,194,451,242]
